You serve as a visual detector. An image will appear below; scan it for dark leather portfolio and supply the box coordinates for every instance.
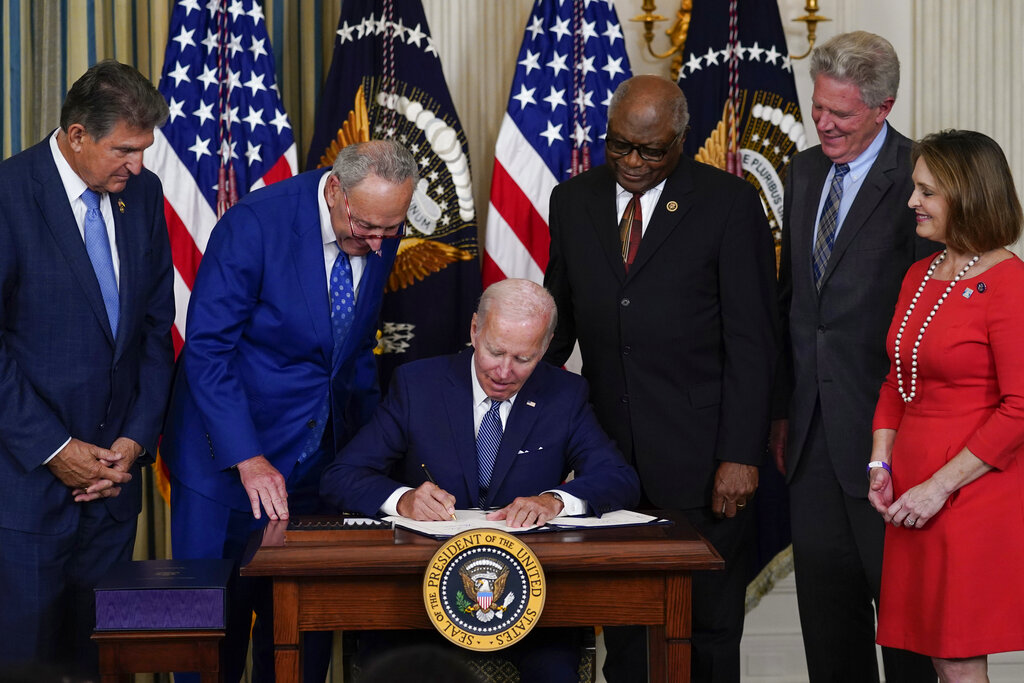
[94,558,234,630]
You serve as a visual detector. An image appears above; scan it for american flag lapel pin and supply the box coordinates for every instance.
[526,401,536,407]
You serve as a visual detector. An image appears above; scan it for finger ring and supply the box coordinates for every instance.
[736,502,747,509]
[907,518,916,526]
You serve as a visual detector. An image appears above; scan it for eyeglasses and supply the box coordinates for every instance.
[605,131,685,162]
[343,189,405,240]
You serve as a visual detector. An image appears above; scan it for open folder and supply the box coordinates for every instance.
[382,509,671,540]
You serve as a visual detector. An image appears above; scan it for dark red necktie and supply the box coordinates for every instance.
[620,192,643,271]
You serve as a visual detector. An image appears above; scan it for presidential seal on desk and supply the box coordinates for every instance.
[423,528,546,651]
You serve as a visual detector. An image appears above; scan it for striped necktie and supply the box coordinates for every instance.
[812,163,851,288]
[619,192,644,272]
[477,399,504,507]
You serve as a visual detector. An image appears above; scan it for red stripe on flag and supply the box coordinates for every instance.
[172,325,184,357]
[164,200,202,290]
[489,160,550,271]
[481,252,508,289]
[261,154,294,186]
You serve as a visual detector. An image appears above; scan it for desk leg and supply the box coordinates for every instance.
[650,573,692,683]
[274,579,301,683]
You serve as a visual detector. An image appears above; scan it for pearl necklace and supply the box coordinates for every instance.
[894,250,979,402]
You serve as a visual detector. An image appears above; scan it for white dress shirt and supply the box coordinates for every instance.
[615,178,667,236]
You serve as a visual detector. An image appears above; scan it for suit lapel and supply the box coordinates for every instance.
[32,148,115,347]
[792,152,833,295]
[110,192,133,358]
[627,161,696,278]
[819,129,900,289]
[443,351,481,502]
[291,174,333,369]
[582,169,628,283]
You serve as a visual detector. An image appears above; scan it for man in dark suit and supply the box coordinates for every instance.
[543,75,778,683]
[161,140,416,683]
[0,61,175,676]
[321,277,641,681]
[771,32,937,682]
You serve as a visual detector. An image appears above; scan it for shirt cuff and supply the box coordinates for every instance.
[381,486,414,516]
[543,489,585,516]
[43,437,73,465]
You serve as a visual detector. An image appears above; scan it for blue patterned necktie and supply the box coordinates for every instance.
[299,249,355,463]
[81,189,119,338]
[811,163,851,289]
[477,399,505,507]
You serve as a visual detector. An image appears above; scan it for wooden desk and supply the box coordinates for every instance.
[92,629,223,683]
[242,513,722,683]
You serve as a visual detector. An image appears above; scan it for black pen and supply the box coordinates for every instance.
[421,464,457,521]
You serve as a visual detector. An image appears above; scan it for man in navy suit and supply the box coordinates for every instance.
[320,278,640,681]
[162,140,417,683]
[0,61,175,676]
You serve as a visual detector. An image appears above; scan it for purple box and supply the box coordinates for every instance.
[94,559,234,631]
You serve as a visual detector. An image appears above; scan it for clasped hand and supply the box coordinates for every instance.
[868,468,950,529]
[48,437,141,502]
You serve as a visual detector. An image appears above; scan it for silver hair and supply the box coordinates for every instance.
[810,31,900,108]
[330,140,418,190]
[476,279,558,341]
[608,76,690,136]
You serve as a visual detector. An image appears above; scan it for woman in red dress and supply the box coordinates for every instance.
[869,129,1024,682]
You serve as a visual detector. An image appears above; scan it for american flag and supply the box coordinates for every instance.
[482,0,631,287]
[144,0,298,351]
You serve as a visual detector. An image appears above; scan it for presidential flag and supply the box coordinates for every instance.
[678,0,807,247]
[483,0,632,287]
[144,0,297,503]
[145,0,298,353]
[676,0,805,608]
[307,0,479,383]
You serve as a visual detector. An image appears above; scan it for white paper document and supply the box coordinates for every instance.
[383,508,664,539]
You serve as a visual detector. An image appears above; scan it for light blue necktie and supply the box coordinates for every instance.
[298,250,355,463]
[811,163,851,289]
[81,189,119,338]
[477,399,504,507]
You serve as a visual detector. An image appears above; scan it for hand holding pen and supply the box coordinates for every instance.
[395,464,458,521]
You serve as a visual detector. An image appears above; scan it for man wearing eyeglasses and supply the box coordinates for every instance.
[544,75,778,683]
[162,140,416,683]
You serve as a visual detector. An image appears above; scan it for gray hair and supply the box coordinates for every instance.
[331,140,418,190]
[608,76,690,136]
[60,59,169,139]
[476,279,558,341]
[810,31,900,108]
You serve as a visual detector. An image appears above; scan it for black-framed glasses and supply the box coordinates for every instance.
[605,130,685,162]
[343,189,406,240]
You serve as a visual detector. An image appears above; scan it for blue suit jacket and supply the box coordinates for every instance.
[320,349,641,516]
[162,169,398,511]
[0,137,175,533]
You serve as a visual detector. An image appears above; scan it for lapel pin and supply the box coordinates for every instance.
[666,200,678,212]
[526,400,536,407]
[962,287,974,299]
[117,199,126,214]
[977,282,987,293]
